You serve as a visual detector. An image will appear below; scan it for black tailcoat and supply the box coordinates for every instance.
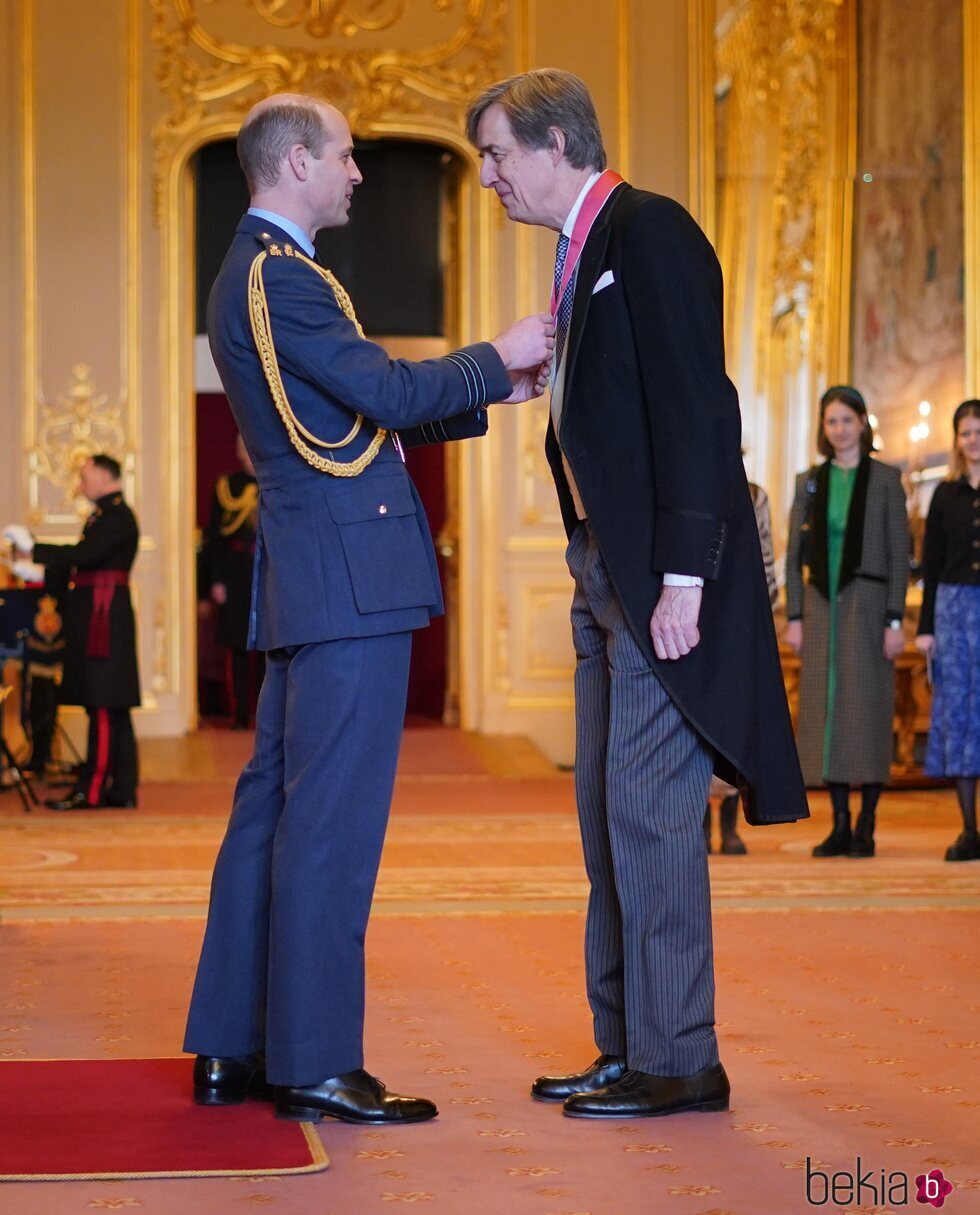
[546,184,807,825]
[34,492,141,709]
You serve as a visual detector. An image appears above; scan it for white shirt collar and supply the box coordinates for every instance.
[561,171,603,238]
[247,207,316,258]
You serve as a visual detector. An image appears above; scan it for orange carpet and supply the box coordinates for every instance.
[0,728,978,1214]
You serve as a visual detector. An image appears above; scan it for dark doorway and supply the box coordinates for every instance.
[191,136,457,723]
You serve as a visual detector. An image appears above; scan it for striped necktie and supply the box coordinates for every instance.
[554,233,573,369]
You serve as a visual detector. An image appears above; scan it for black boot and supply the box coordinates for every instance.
[850,783,882,857]
[849,809,875,857]
[945,831,980,862]
[719,794,747,855]
[813,784,851,857]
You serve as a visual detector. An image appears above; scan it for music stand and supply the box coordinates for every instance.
[0,588,43,811]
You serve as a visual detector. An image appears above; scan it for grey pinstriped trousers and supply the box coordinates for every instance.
[568,523,719,1076]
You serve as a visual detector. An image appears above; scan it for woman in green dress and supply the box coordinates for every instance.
[786,386,909,857]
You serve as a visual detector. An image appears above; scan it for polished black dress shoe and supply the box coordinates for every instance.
[46,790,99,811]
[531,1053,627,1102]
[193,1053,273,1106]
[274,1069,438,1124]
[563,1062,730,1118]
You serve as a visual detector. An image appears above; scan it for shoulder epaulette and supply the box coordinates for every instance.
[255,230,300,260]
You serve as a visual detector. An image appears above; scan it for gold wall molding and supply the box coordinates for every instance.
[249,0,406,39]
[518,403,558,527]
[966,0,980,393]
[699,0,855,537]
[28,365,130,523]
[687,0,714,239]
[150,0,505,214]
[22,2,142,529]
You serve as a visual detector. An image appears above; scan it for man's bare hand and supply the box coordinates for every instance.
[503,360,553,403]
[492,313,556,371]
[650,586,702,661]
[211,583,228,606]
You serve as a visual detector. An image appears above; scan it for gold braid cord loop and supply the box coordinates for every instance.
[215,474,259,536]
[247,251,387,477]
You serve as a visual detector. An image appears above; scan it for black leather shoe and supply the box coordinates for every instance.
[274,1069,438,1124]
[531,1054,627,1102]
[46,790,99,811]
[945,830,980,862]
[563,1062,730,1118]
[193,1053,273,1106]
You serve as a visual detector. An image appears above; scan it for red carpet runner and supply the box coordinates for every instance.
[0,1058,328,1181]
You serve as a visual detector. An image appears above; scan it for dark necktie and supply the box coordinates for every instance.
[554,233,574,369]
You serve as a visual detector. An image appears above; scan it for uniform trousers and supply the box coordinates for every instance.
[78,707,138,805]
[229,647,266,727]
[184,631,411,1086]
[568,522,718,1076]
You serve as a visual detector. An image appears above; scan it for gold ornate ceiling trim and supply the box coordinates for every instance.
[249,0,407,40]
[151,0,506,213]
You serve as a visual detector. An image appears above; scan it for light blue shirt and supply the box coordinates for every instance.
[247,207,316,258]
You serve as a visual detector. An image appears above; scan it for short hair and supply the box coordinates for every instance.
[817,384,874,458]
[91,453,121,480]
[465,69,606,171]
[238,101,328,193]
[950,398,980,480]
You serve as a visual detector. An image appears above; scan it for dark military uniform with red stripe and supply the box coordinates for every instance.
[34,491,141,805]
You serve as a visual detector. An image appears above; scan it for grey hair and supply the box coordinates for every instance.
[465,69,606,171]
[237,101,328,192]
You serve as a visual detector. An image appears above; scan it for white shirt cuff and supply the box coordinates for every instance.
[663,574,704,588]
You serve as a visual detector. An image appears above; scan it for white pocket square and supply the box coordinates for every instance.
[592,269,615,294]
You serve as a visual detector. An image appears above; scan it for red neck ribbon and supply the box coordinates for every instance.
[550,170,625,316]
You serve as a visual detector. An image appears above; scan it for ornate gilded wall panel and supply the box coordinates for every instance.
[968,0,980,394]
[696,0,855,543]
[22,0,140,527]
[519,583,575,682]
[851,0,965,467]
[517,402,563,529]
[29,366,131,525]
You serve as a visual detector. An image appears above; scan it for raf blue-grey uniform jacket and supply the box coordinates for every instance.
[208,214,511,650]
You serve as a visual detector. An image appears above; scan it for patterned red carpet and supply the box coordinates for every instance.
[0,728,977,1213]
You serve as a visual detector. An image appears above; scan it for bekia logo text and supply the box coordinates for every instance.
[806,1158,954,1208]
